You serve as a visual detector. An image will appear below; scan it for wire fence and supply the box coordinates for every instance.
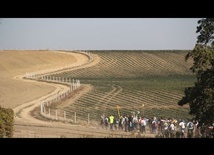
[23,50,93,125]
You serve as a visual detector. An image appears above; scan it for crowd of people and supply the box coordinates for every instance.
[100,113,214,138]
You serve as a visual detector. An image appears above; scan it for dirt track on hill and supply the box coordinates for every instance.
[0,50,155,138]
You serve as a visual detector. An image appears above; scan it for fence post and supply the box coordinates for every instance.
[64,111,66,119]
[88,113,90,124]
[74,112,76,123]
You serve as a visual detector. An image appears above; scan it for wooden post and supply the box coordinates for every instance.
[49,108,50,117]
[64,111,66,119]
[88,113,90,124]
[74,112,76,123]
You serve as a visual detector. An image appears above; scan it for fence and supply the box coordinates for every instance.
[23,50,93,124]
[40,104,91,125]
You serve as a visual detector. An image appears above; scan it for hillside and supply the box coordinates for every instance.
[0,50,86,108]
[0,50,196,138]
[48,50,195,123]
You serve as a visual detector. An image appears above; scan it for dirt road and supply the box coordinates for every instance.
[0,50,154,138]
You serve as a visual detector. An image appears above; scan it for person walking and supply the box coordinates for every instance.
[109,115,114,130]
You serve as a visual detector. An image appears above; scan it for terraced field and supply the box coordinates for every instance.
[49,50,195,123]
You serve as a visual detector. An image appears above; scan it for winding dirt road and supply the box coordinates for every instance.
[0,50,154,138]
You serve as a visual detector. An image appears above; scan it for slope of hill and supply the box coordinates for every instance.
[0,50,196,138]
[49,50,195,123]
[0,50,86,108]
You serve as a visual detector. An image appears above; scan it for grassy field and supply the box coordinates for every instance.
[49,50,196,123]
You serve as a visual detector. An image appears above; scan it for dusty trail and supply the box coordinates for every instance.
[0,50,154,138]
[11,50,128,138]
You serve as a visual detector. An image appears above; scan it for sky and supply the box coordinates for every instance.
[0,18,201,50]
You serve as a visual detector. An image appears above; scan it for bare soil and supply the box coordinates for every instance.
[0,50,155,138]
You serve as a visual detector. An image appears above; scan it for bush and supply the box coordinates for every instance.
[0,106,14,138]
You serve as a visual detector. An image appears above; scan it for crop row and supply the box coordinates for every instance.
[47,50,194,123]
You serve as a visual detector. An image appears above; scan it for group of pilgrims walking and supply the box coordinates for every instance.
[100,113,214,138]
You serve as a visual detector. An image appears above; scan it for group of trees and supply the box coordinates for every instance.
[178,18,214,126]
[0,106,14,138]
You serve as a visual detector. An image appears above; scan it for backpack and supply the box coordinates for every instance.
[125,117,129,123]
[188,122,193,129]
[141,120,146,126]
[133,118,138,124]
[105,118,108,124]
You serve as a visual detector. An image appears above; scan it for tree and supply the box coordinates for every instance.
[0,106,14,138]
[178,18,214,126]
